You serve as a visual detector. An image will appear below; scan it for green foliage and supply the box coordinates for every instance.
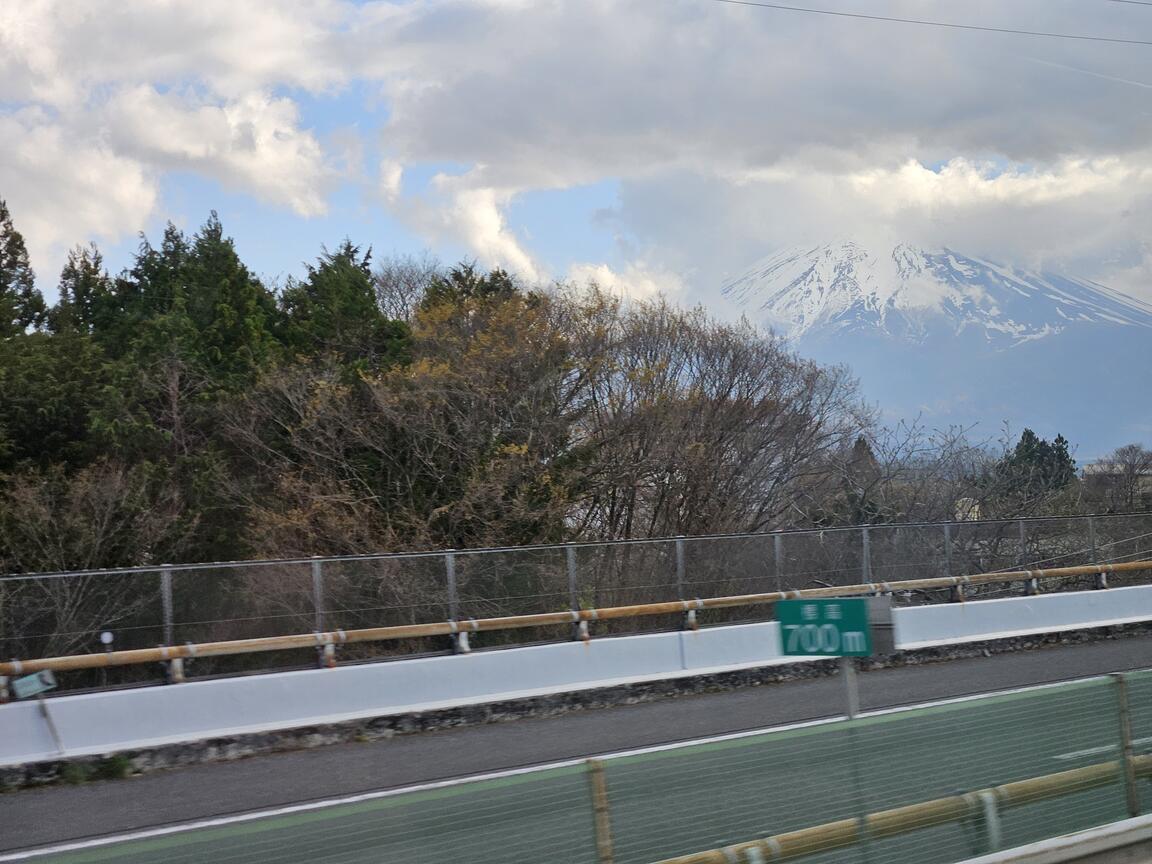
[421,261,522,310]
[993,428,1077,502]
[0,199,46,335]
[49,244,113,335]
[279,240,410,371]
[0,331,107,470]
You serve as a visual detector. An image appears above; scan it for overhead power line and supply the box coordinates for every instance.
[707,0,1152,46]
[1107,0,1152,7]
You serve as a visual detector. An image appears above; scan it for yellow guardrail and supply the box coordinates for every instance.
[1,561,1148,678]
[651,752,1152,863]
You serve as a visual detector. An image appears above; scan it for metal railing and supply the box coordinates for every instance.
[14,671,1152,864]
[2,560,1150,686]
[2,513,1151,686]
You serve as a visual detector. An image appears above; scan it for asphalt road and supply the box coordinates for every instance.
[5,637,1152,862]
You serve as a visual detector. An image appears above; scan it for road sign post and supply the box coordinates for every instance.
[778,597,874,861]
[11,669,57,700]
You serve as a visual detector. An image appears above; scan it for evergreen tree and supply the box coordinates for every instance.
[993,428,1077,503]
[279,240,409,369]
[0,199,47,335]
[421,261,520,310]
[50,243,113,335]
[184,213,278,389]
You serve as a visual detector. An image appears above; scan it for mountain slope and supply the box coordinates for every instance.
[722,241,1152,346]
[721,240,1152,457]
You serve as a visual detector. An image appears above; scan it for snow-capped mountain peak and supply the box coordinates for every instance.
[722,241,1152,345]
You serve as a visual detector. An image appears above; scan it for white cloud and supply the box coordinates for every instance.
[104,87,330,217]
[566,261,684,300]
[414,176,543,281]
[380,159,404,204]
[6,0,1152,300]
[0,109,155,282]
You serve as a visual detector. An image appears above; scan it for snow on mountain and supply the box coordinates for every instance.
[722,240,1152,346]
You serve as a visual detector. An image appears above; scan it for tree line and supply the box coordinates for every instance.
[0,199,1147,575]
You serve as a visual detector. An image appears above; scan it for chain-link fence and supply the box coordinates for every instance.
[17,672,1151,864]
[2,514,1151,687]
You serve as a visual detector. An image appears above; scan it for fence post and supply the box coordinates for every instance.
[311,558,326,633]
[568,545,581,641]
[1113,673,1141,817]
[862,526,872,583]
[675,536,686,601]
[943,522,954,576]
[311,558,327,668]
[587,759,615,864]
[1090,518,1108,590]
[445,551,465,654]
[160,565,174,647]
[774,533,784,593]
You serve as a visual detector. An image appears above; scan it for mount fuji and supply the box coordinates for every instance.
[722,241,1152,457]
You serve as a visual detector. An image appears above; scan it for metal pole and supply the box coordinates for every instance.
[675,537,685,601]
[568,545,581,641]
[311,558,325,633]
[774,533,784,593]
[841,656,871,863]
[978,790,1002,852]
[1089,518,1107,589]
[160,565,174,646]
[37,694,65,755]
[1113,673,1141,817]
[944,523,954,578]
[1017,519,1028,567]
[861,527,871,584]
[841,655,860,719]
[445,552,463,653]
[445,552,458,622]
[587,759,615,864]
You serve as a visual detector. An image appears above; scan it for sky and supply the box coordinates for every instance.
[4,0,1152,308]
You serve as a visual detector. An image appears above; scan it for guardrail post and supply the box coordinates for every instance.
[774,533,784,592]
[862,526,872,583]
[978,790,1002,852]
[160,565,174,646]
[1113,673,1141,817]
[587,759,615,864]
[0,675,9,703]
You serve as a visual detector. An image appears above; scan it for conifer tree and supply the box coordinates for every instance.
[0,199,46,335]
[279,240,408,369]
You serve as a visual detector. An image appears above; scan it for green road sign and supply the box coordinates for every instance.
[777,598,872,657]
[12,669,57,699]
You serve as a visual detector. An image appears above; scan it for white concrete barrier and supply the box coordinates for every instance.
[4,586,1152,767]
[893,584,1152,649]
[0,622,797,766]
[958,813,1152,863]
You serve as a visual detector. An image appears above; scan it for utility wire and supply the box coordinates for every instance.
[708,0,1152,46]
[1107,0,1152,7]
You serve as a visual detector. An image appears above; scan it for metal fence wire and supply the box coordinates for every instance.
[17,672,1150,864]
[2,513,1152,688]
